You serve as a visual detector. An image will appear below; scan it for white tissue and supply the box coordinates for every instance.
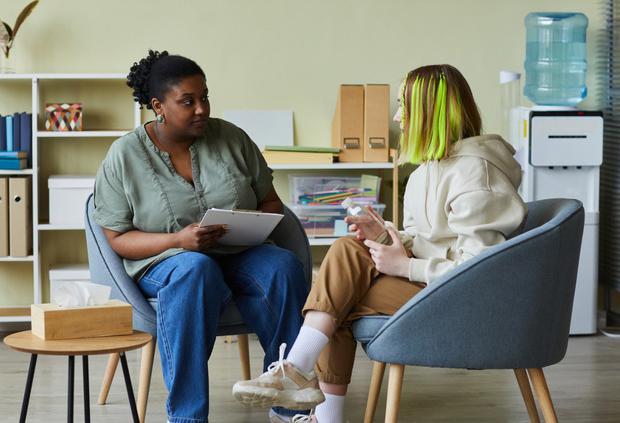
[52,281,111,308]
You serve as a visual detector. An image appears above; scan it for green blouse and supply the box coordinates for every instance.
[93,118,274,280]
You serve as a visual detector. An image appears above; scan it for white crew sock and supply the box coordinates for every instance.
[286,325,329,373]
[315,393,345,423]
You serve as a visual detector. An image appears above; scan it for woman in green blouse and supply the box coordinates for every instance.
[93,50,310,423]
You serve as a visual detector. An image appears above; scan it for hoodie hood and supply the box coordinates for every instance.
[448,134,522,188]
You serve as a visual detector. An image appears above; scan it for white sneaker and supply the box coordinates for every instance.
[233,343,325,410]
[269,409,316,422]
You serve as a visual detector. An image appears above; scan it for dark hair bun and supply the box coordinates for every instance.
[126,49,169,109]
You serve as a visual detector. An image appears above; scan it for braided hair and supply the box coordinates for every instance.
[126,50,206,110]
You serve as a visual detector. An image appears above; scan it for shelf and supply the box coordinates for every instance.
[0,256,35,262]
[308,237,339,246]
[0,315,31,323]
[269,162,395,170]
[0,306,31,323]
[0,74,142,316]
[0,73,126,80]
[37,130,130,138]
[38,224,85,231]
[0,169,34,175]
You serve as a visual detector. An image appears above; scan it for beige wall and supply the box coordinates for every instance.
[2,0,603,138]
[0,0,603,305]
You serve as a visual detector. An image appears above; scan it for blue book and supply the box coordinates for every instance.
[12,112,21,152]
[0,151,28,159]
[0,115,5,151]
[0,158,27,170]
[5,116,13,151]
[20,113,32,167]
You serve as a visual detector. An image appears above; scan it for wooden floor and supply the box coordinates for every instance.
[1,332,619,422]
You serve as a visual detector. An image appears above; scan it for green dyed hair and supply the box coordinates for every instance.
[399,64,482,164]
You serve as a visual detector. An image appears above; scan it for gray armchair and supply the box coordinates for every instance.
[84,194,312,422]
[352,198,584,423]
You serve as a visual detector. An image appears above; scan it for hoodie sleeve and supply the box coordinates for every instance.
[407,188,526,283]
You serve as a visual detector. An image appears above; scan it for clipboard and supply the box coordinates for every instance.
[199,208,284,246]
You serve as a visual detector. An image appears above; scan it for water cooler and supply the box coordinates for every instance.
[503,12,601,335]
[512,108,603,335]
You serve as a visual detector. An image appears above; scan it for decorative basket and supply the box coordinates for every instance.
[45,103,83,131]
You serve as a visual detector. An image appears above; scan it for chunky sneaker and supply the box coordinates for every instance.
[233,343,325,410]
[268,409,317,422]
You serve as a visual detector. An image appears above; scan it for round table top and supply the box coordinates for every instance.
[3,331,152,356]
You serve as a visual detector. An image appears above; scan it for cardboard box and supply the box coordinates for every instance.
[31,300,132,340]
[9,176,32,256]
[332,85,364,162]
[364,84,390,162]
[0,177,8,256]
[48,175,95,226]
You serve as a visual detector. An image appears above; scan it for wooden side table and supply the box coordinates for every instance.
[4,330,152,423]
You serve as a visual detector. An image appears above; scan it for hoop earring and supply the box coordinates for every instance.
[156,114,165,124]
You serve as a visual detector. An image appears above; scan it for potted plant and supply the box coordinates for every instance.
[0,1,39,73]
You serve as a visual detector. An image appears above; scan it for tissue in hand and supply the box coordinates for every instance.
[53,281,111,308]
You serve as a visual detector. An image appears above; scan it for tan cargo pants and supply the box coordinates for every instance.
[302,236,426,385]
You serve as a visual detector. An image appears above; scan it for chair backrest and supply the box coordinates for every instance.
[362,198,584,370]
[84,194,312,335]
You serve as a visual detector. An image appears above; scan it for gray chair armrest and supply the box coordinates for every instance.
[364,201,584,370]
[270,205,312,286]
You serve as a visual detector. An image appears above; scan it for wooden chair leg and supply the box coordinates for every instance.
[237,334,251,380]
[137,338,156,423]
[364,361,386,423]
[98,353,120,405]
[514,369,540,423]
[384,364,405,423]
[527,368,558,423]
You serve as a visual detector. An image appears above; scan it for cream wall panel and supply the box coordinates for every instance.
[1,0,602,141]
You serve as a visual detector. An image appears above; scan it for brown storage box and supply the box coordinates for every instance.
[332,84,364,162]
[364,84,390,162]
[9,176,32,257]
[31,300,132,340]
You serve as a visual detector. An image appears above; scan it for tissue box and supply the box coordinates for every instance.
[31,300,132,340]
[45,103,83,131]
[49,264,91,303]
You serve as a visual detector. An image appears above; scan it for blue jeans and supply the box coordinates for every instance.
[138,245,309,423]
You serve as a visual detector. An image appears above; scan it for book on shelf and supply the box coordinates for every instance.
[0,113,32,167]
[20,113,32,167]
[0,151,28,159]
[5,115,13,151]
[0,116,6,150]
[262,150,337,164]
[264,145,340,154]
[0,158,28,170]
[12,113,21,151]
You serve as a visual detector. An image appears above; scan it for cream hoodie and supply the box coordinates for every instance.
[395,134,527,284]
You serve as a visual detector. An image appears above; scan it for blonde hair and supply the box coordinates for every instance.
[399,64,482,164]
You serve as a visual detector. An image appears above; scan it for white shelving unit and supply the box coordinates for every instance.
[0,74,141,323]
[0,73,399,321]
[269,163,394,170]
[274,153,400,247]
[37,130,132,138]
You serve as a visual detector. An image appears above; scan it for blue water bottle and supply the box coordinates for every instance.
[524,12,588,107]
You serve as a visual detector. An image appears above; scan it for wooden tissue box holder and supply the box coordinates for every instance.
[31,300,133,340]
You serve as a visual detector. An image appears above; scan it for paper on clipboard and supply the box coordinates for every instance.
[199,208,284,246]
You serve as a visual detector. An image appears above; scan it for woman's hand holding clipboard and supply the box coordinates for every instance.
[199,208,284,246]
